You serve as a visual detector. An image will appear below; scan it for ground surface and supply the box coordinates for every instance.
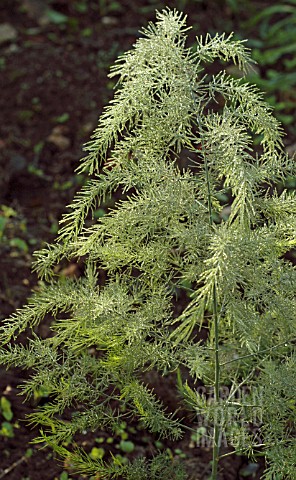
[0,1,295,479]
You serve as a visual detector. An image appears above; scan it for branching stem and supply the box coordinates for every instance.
[220,339,294,366]
[204,146,220,480]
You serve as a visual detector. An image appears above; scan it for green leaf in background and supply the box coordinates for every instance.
[119,440,135,453]
[9,237,29,253]
[0,396,13,421]
[244,4,296,27]
[0,216,7,239]
[239,462,259,477]
[90,447,105,460]
[94,208,106,218]
[0,421,14,438]
[45,9,68,25]
[59,472,69,480]
[74,2,88,13]
[54,113,70,123]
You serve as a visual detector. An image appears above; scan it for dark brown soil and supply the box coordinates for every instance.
[0,1,294,479]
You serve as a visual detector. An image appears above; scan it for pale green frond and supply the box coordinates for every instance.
[195,32,253,73]
[209,72,284,151]
[0,336,58,371]
[260,189,296,222]
[200,110,259,226]
[120,380,182,439]
[80,10,198,175]
[0,266,101,346]
[32,242,67,280]
[259,357,296,480]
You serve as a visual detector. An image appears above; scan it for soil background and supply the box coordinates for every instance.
[0,1,295,479]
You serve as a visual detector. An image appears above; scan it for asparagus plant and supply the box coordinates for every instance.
[1,9,295,480]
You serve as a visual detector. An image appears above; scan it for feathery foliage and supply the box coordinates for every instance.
[0,9,295,479]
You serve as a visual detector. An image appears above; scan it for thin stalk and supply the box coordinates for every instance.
[204,149,221,480]
[220,339,294,366]
[211,283,220,480]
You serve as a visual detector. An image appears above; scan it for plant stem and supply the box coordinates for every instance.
[203,147,221,480]
[220,339,294,366]
[211,282,220,480]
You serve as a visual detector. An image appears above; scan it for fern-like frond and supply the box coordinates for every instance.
[195,32,253,72]
[209,72,284,151]
[120,380,182,439]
